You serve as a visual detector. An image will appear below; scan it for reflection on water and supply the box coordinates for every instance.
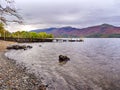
[59,61,69,66]
[5,38,120,90]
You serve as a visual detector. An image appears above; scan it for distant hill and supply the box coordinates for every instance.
[30,24,120,38]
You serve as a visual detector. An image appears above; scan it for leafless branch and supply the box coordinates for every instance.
[0,0,23,24]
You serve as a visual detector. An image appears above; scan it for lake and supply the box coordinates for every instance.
[5,38,120,90]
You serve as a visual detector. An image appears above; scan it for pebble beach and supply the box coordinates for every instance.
[0,40,45,90]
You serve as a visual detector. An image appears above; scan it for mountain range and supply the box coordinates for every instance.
[31,24,120,38]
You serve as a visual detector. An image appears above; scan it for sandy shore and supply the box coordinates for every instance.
[0,40,15,52]
[0,40,46,90]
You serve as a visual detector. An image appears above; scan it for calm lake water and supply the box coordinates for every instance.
[5,38,120,90]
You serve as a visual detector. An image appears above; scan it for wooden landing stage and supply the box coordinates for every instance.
[53,38,83,42]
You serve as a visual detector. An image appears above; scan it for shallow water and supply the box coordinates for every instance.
[5,38,120,90]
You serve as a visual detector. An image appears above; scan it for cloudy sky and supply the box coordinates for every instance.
[5,0,120,32]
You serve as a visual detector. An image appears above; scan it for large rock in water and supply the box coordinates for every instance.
[59,55,70,62]
[7,45,32,50]
[27,45,33,49]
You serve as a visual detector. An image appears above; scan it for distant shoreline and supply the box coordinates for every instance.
[0,37,53,43]
[0,37,84,43]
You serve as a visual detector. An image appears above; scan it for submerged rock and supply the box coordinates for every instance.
[27,45,33,49]
[7,45,32,50]
[39,45,42,47]
[38,84,47,90]
[79,39,84,42]
[59,55,70,62]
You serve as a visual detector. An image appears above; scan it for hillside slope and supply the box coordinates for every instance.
[31,24,120,38]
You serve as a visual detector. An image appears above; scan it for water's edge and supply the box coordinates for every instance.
[5,39,120,90]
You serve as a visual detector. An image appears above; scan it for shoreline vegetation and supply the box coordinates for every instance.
[0,37,84,43]
[0,37,53,43]
[0,40,46,90]
[0,23,54,43]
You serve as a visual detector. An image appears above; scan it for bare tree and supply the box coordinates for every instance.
[0,0,23,24]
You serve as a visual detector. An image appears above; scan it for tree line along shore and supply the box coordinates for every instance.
[0,23,54,39]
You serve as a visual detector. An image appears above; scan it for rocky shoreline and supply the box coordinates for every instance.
[0,40,46,90]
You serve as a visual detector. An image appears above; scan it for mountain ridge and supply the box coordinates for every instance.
[30,24,120,38]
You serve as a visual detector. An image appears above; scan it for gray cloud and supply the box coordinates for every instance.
[6,0,120,31]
